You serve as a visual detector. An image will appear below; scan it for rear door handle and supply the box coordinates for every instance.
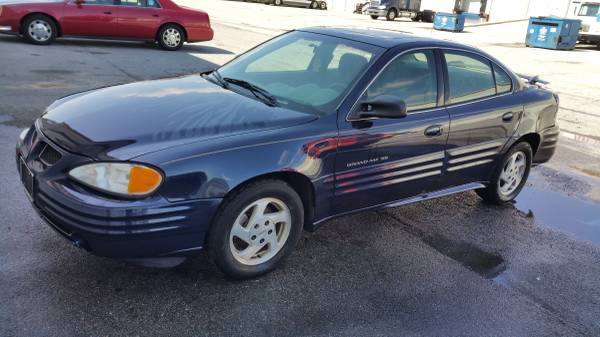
[502,112,514,122]
[103,11,112,14]
[152,14,159,17]
[424,125,443,137]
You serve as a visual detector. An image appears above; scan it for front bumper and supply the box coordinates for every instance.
[17,126,222,258]
[366,8,387,16]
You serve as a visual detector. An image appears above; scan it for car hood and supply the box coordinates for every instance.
[39,75,317,160]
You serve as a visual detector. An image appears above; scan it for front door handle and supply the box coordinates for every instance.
[424,125,443,137]
[502,112,514,122]
[103,11,112,14]
[152,14,160,17]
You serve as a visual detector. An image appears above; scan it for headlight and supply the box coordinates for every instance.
[378,5,386,9]
[69,163,163,197]
[18,127,30,142]
[17,127,30,148]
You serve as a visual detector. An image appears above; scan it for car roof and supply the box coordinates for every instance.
[298,26,467,49]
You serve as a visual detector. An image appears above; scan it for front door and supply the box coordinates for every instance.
[61,0,118,37]
[334,49,450,214]
[114,0,162,39]
[441,50,521,187]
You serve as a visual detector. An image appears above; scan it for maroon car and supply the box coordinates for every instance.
[0,0,214,50]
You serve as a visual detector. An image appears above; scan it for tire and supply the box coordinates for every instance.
[411,13,421,22]
[309,1,318,9]
[207,179,304,279]
[22,14,57,45]
[273,0,282,5]
[157,24,185,51]
[370,15,379,20]
[476,142,533,204]
[319,1,327,9]
[386,8,397,21]
[422,10,435,23]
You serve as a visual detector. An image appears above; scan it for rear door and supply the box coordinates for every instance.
[441,49,521,186]
[114,0,162,40]
[333,48,450,214]
[61,0,118,37]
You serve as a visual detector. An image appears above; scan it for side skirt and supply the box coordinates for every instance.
[310,182,486,229]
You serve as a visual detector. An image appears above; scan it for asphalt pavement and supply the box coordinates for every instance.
[1,19,600,337]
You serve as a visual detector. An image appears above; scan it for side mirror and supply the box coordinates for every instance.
[356,95,407,119]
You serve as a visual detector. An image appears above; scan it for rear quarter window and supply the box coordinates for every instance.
[493,64,512,94]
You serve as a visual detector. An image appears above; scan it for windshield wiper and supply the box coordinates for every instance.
[223,77,277,106]
[202,69,229,89]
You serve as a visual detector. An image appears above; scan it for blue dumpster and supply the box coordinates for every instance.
[525,16,582,50]
[433,13,466,32]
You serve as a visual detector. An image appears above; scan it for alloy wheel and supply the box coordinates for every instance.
[229,197,291,266]
[498,151,526,196]
[28,20,52,42]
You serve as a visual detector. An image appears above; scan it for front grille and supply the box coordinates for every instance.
[38,142,62,166]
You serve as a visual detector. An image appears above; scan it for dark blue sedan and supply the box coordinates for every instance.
[16,27,559,279]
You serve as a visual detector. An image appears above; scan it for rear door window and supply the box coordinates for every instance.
[444,51,496,104]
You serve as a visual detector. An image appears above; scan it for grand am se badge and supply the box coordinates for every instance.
[346,156,390,168]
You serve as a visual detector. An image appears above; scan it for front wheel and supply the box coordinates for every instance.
[207,179,304,279]
[370,15,379,20]
[309,1,318,9]
[157,24,184,51]
[476,142,532,204]
[319,1,327,9]
[22,14,57,45]
[386,8,397,21]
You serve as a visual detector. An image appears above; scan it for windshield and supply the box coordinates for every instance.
[217,31,383,115]
[579,3,599,16]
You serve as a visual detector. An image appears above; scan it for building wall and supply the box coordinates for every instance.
[528,0,572,17]
[486,0,574,22]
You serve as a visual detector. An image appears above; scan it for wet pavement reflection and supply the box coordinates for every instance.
[515,187,600,246]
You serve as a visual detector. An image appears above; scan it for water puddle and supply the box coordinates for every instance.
[515,187,600,246]
[422,234,506,279]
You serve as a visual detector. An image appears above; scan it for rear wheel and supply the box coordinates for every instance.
[157,24,184,51]
[22,14,57,45]
[273,0,282,5]
[309,1,318,9]
[207,179,304,279]
[370,15,379,19]
[476,142,532,204]
[386,8,397,21]
[319,1,327,9]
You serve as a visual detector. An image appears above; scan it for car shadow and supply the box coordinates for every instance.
[0,34,234,54]
[0,34,226,127]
